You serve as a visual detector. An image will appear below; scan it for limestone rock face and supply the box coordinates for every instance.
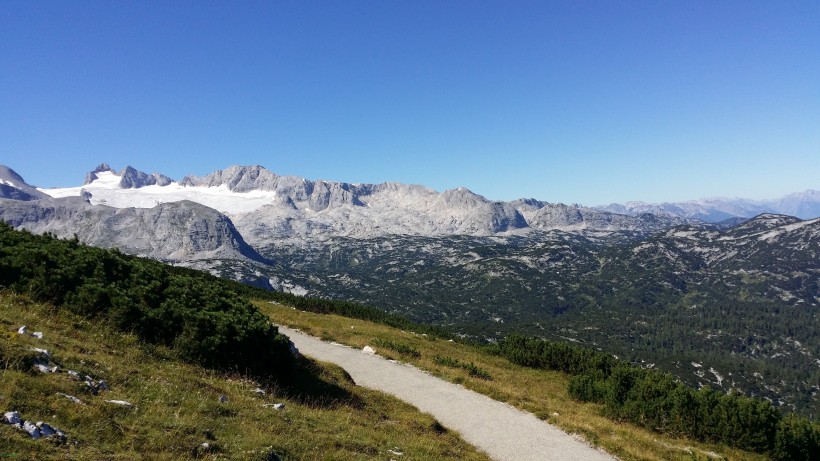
[526,203,682,232]
[0,197,263,262]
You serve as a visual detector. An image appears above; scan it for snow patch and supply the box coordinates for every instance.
[40,171,279,214]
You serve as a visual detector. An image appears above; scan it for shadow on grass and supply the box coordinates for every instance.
[264,356,363,410]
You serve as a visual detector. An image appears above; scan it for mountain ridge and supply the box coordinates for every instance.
[31,164,688,239]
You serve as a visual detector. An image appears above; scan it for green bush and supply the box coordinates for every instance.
[432,355,492,380]
[568,370,608,403]
[494,331,818,457]
[773,414,820,461]
[372,338,421,358]
[0,223,292,378]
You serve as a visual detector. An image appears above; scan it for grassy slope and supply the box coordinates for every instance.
[0,292,491,461]
[257,300,769,461]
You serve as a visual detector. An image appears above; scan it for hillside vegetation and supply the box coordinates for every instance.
[0,223,292,378]
[0,223,489,459]
[0,292,490,460]
[258,302,819,461]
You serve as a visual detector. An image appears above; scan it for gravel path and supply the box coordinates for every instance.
[279,326,616,461]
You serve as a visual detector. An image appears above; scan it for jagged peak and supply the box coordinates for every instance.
[118,165,173,189]
[84,163,116,185]
[511,198,545,208]
[82,164,174,189]
[180,164,279,191]
[93,163,114,173]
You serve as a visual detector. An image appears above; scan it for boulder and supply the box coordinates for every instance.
[3,411,21,425]
[22,420,41,439]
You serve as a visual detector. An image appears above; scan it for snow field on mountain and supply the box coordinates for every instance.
[39,171,279,214]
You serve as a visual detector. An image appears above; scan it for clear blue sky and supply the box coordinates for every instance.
[2,1,818,205]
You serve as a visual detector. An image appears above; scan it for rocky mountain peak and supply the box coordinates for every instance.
[436,187,489,208]
[118,165,174,189]
[511,198,545,211]
[0,165,49,201]
[84,163,115,185]
[181,165,279,192]
[0,165,28,185]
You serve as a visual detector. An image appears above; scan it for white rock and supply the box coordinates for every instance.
[22,420,41,439]
[97,380,110,391]
[31,331,43,339]
[263,403,285,410]
[17,325,27,335]
[105,400,133,406]
[56,392,83,404]
[84,380,99,395]
[29,347,49,357]
[67,370,80,379]
[362,345,376,354]
[36,422,56,437]
[253,387,265,396]
[3,411,21,425]
[34,363,58,373]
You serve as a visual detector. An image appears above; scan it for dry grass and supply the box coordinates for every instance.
[0,292,491,460]
[257,300,769,461]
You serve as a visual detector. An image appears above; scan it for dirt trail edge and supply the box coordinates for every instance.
[278,326,616,461]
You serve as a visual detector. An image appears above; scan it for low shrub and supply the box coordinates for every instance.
[0,224,292,378]
[373,338,421,358]
[496,332,818,459]
[433,355,492,381]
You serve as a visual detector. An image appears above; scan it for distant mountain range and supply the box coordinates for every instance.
[4,164,818,232]
[1,163,818,417]
[597,190,820,222]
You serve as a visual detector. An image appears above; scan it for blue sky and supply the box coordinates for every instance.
[1,1,818,205]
